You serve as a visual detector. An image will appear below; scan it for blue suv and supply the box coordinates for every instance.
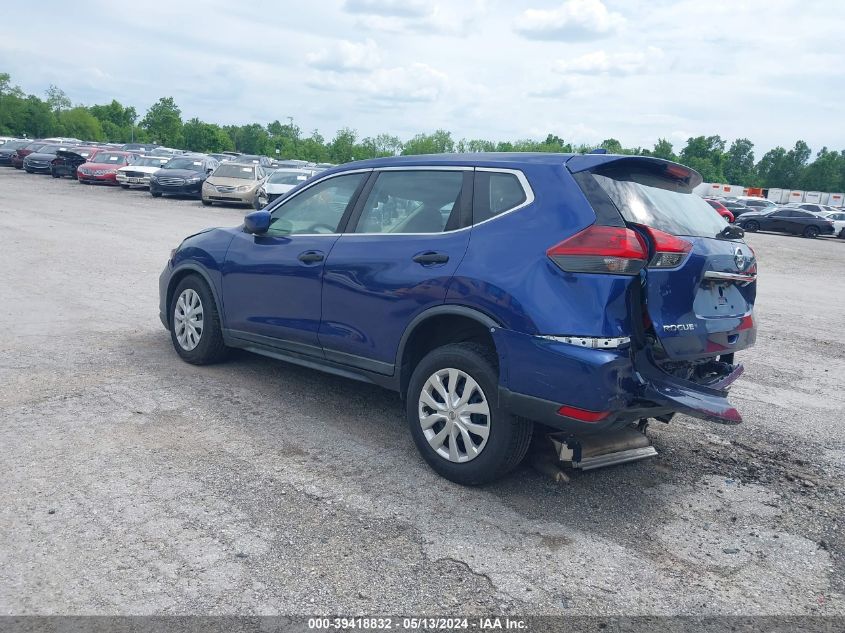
[159,153,757,484]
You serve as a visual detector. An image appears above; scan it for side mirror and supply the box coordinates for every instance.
[244,210,271,234]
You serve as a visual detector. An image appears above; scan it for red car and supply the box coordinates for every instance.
[10,141,51,169]
[704,198,735,223]
[77,150,137,184]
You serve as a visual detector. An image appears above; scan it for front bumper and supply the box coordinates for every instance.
[24,163,52,173]
[203,184,256,205]
[78,172,118,184]
[151,180,203,197]
[117,173,151,187]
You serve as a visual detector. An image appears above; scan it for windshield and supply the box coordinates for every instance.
[36,145,63,154]
[91,152,127,163]
[591,166,727,238]
[269,170,311,185]
[212,164,255,179]
[164,157,204,170]
[238,155,261,163]
[2,140,29,151]
[130,156,167,167]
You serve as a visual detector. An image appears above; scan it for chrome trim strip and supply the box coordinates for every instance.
[538,334,631,349]
[703,271,757,284]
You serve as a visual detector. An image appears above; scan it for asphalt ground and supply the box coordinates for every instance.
[0,168,843,617]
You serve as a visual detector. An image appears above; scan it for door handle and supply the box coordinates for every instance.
[298,251,325,263]
[412,251,449,265]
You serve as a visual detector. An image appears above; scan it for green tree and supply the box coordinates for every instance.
[600,138,623,154]
[649,138,677,161]
[402,129,455,155]
[800,147,844,192]
[140,97,183,146]
[723,138,756,185]
[755,146,789,188]
[328,127,359,163]
[45,84,71,113]
[58,107,103,141]
[680,135,726,182]
[89,99,137,141]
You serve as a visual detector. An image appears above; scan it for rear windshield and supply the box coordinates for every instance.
[269,170,311,185]
[590,164,726,238]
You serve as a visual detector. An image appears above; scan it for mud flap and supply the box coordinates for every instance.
[634,350,744,425]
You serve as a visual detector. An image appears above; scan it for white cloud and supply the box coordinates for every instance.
[349,0,487,35]
[515,0,625,41]
[308,62,450,104]
[343,0,430,18]
[554,47,664,76]
[307,39,382,73]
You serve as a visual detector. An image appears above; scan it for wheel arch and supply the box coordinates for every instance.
[395,305,503,399]
[166,264,224,329]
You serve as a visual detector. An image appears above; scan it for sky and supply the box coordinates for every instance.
[2,0,844,155]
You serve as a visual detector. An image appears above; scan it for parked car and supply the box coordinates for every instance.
[720,200,749,217]
[159,154,758,484]
[787,202,834,215]
[735,207,835,238]
[233,154,272,168]
[24,144,78,174]
[10,141,50,169]
[115,155,171,188]
[736,196,776,211]
[122,143,158,153]
[0,136,23,145]
[253,168,316,208]
[816,210,845,238]
[704,198,735,222]
[201,162,267,206]
[51,147,100,178]
[0,139,32,166]
[77,150,137,185]
[149,155,218,199]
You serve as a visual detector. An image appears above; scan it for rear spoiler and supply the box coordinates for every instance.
[566,154,703,189]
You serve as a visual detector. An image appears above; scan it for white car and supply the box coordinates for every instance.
[817,210,845,238]
[254,168,316,208]
[116,155,171,189]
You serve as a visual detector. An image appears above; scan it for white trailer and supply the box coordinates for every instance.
[787,190,805,203]
[804,191,822,204]
[767,188,789,204]
[827,193,845,208]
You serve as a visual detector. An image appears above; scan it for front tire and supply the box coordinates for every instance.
[743,220,760,232]
[169,275,228,365]
[803,225,820,238]
[151,191,162,198]
[406,342,533,485]
[120,184,130,189]
[202,199,212,206]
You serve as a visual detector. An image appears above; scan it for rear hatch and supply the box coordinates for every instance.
[568,155,757,423]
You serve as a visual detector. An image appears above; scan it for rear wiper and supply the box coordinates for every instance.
[717,224,744,239]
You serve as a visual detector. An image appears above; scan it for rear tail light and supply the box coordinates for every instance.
[637,226,692,269]
[547,225,647,275]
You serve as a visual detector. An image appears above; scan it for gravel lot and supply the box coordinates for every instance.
[0,168,843,617]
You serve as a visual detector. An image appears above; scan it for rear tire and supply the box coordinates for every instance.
[803,225,820,238]
[406,342,533,485]
[202,199,212,206]
[169,275,228,365]
[743,220,760,232]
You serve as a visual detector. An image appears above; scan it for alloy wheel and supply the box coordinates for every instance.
[174,288,204,351]
[418,368,491,463]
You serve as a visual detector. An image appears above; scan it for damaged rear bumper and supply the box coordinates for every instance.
[493,328,745,433]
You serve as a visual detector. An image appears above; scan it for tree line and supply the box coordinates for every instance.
[2,72,844,191]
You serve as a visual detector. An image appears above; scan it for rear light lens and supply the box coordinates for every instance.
[557,405,610,423]
[638,226,692,269]
[547,225,647,275]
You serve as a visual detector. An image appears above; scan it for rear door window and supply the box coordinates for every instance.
[473,171,527,223]
[588,163,726,237]
[353,170,464,234]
